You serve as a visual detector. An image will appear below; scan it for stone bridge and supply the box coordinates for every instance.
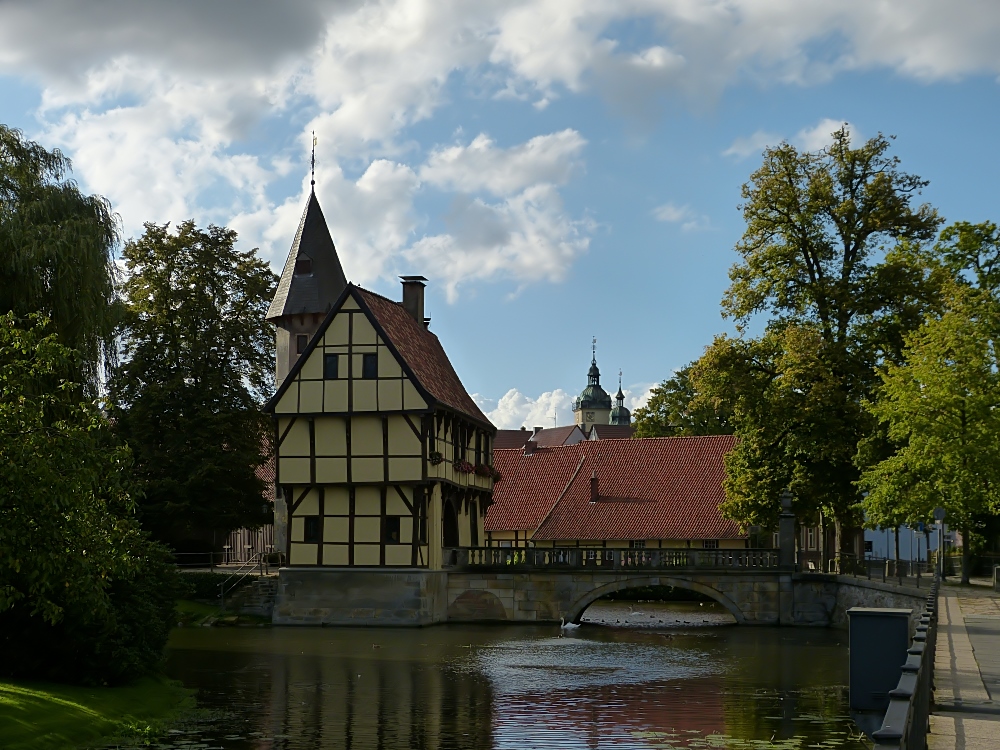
[443,547,925,627]
[270,547,928,627]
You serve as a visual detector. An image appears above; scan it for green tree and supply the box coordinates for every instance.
[861,221,1000,581]
[632,364,733,437]
[110,221,277,548]
[0,125,120,392]
[0,315,179,684]
[698,127,943,556]
[860,288,1000,583]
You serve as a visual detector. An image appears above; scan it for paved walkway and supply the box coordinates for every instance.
[928,581,1000,750]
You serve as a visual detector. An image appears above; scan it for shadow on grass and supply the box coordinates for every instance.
[0,675,193,750]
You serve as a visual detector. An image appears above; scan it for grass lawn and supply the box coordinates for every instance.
[0,675,193,750]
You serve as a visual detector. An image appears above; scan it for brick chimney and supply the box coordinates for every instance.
[400,275,427,325]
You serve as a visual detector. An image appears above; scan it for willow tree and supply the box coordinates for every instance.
[696,127,943,559]
[0,124,120,391]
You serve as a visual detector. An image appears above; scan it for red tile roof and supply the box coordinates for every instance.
[357,287,491,427]
[588,424,634,440]
[485,436,742,541]
[495,426,586,450]
[534,425,585,447]
[495,429,533,449]
[486,447,586,532]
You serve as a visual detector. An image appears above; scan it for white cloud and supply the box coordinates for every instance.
[6,0,1000,297]
[474,381,654,430]
[477,388,575,430]
[722,118,860,165]
[420,130,586,196]
[406,184,591,302]
[722,130,780,160]
[651,202,710,231]
[793,118,859,151]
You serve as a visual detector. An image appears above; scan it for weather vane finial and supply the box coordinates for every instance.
[310,131,317,191]
[619,369,622,389]
[592,336,597,362]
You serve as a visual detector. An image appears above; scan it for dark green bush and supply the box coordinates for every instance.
[0,539,183,686]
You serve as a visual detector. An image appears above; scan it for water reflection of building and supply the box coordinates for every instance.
[491,676,725,746]
[254,645,494,747]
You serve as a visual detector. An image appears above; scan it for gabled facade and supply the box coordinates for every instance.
[263,192,495,572]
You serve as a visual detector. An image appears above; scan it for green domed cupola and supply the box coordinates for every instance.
[609,371,632,426]
[573,338,612,433]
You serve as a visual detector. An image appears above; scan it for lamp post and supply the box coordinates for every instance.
[933,507,946,579]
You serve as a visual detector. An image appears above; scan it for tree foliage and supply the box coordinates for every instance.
[110,221,277,547]
[0,315,179,684]
[0,125,120,392]
[696,128,943,539]
[632,364,733,438]
[861,221,1000,581]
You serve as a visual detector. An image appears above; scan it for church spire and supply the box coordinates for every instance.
[609,368,632,426]
[310,131,317,192]
[587,337,601,386]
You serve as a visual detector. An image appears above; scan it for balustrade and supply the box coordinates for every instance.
[443,547,780,571]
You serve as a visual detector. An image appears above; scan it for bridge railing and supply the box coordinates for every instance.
[443,547,779,571]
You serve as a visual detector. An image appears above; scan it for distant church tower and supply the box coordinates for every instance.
[266,161,348,386]
[609,371,632,426]
[572,339,613,434]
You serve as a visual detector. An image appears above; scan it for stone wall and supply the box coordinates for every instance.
[272,568,447,625]
[831,575,926,630]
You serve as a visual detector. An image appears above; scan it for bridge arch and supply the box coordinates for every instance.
[565,576,746,625]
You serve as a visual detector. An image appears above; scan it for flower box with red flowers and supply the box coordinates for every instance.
[429,451,444,465]
[452,459,475,474]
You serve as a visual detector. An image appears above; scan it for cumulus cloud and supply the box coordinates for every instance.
[722,130,781,160]
[476,388,575,430]
[474,381,654,430]
[722,118,860,164]
[4,0,1000,295]
[406,184,591,302]
[420,130,586,196]
[652,202,710,231]
[794,118,860,151]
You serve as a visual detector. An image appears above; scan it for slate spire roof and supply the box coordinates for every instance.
[266,190,348,321]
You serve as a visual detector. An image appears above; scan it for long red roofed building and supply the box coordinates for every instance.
[485,436,745,549]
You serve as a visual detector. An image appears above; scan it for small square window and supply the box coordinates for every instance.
[294,257,312,275]
[323,353,339,379]
[296,334,309,354]
[703,539,719,549]
[362,353,378,379]
[629,540,646,549]
[384,516,401,544]
[303,516,320,543]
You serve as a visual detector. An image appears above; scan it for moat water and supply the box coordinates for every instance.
[138,602,867,749]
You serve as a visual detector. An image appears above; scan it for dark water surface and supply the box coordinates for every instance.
[146,602,866,750]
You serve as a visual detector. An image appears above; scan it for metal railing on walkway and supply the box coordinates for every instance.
[837,554,934,587]
[219,553,270,608]
[443,547,779,571]
[870,577,939,749]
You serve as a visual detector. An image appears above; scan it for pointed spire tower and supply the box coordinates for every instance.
[572,337,613,434]
[609,369,632,426]
[267,134,348,385]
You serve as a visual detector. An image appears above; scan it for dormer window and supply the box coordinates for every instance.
[294,256,313,276]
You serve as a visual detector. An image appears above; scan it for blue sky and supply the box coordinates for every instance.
[2,1,999,428]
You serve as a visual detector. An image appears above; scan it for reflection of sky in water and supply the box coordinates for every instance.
[466,635,714,695]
